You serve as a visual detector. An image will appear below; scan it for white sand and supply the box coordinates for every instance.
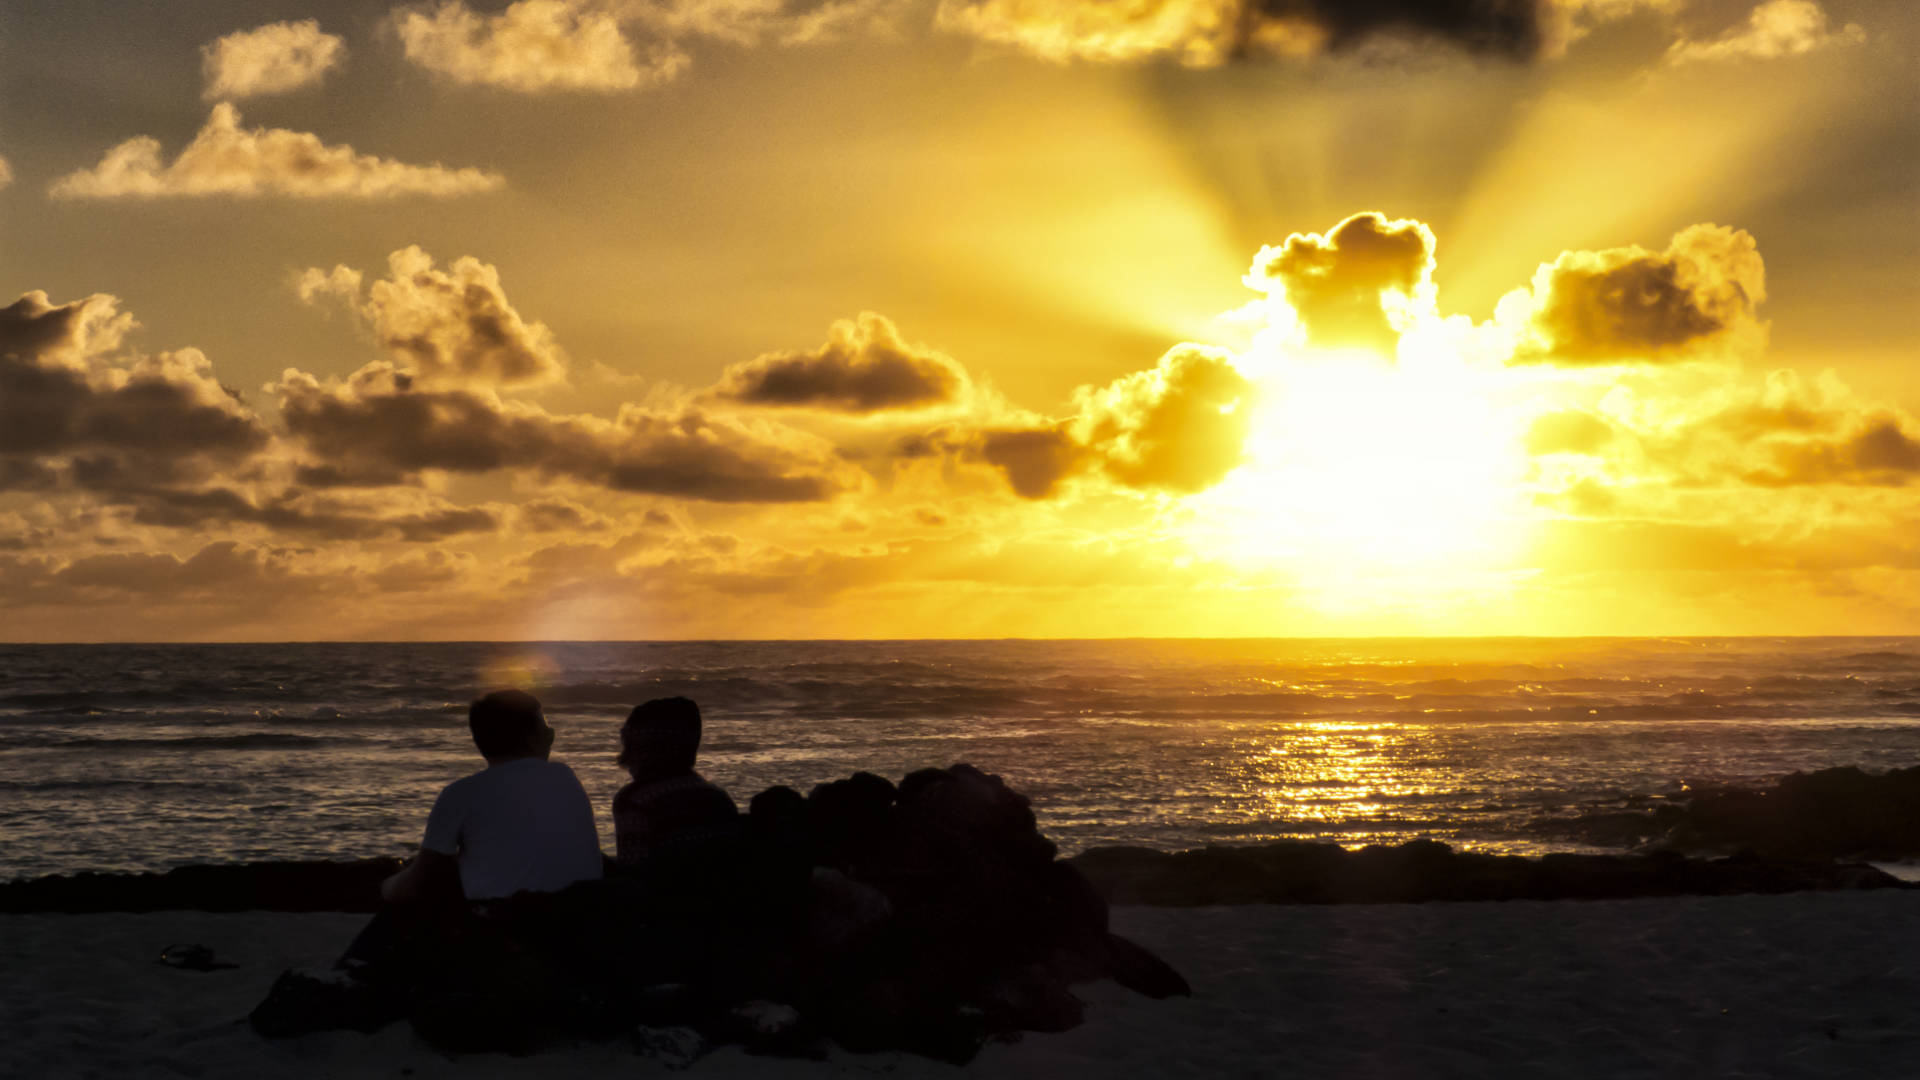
[5,892,1918,1078]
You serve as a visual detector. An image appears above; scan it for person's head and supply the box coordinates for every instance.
[618,696,702,779]
[469,688,554,764]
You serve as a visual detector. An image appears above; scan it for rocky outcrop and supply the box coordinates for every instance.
[1533,766,1920,860]
[0,857,401,914]
[1067,838,1907,907]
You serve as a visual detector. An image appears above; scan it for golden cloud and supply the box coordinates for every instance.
[1666,0,1864,66]
[50,104,503,200]
[299,247,567,389]
[1247,212,1437,354]
[395,0,689,91]
[201,19,346,100]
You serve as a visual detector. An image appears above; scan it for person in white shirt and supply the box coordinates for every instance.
[382,688,605,904]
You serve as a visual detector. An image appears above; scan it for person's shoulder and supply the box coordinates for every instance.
[437,767,491,799]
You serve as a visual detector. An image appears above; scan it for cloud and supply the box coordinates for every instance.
[712,312,968,413]
[1666,0,1864,66]
[0,155,11,190]
[298,247,566,388]
[50,104,503,200]
[935,0,1546,68]
[1248,212,1437,353]
[1073,344,1254,493]
[1527,369,1920,492]
[0,291,271,490]
[898,344,1254,498]
[201,19,346,100]
[1525,409,1615,456]
[395,0,689,91]
[1502,224,1766,364]
[272,363,854,502]
[643,0,907,47]
[119,485,503,542]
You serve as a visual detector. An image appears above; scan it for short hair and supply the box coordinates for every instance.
[469,689,545,758]
[619,696,702,774]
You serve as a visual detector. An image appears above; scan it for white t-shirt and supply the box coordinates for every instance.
[420,757,605,901]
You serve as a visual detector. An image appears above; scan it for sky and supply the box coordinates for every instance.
[0,0,1915,640]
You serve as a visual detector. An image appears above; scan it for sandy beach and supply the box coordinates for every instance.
[7,891,1918,1079]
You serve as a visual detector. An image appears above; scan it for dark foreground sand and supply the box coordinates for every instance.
[5,891,1918,1078]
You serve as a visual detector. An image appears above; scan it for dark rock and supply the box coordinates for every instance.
[1067,838,1912,907]
[1535,766,1920,860]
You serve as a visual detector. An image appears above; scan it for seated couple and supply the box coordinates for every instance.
[382,689,734,907]
[342,690,736,976]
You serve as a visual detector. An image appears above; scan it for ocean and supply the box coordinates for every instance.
[3,638,1918,881]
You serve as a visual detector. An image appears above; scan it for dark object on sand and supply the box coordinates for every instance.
[158,943,238,971]
[242,763,1189,1063]
[1534,765,1920,860]
[1067,836,1909,906]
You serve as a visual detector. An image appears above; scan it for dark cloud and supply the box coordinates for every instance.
[1512,224,1766,364]
[0,291,271,485]
[1245,0,1542,59]
[1745,415,1920,488]
[937,0,1547,66]
[713,313,968,413]
[1251,213,1436,353]
[273,364,850,502]
[980,427,1086,499]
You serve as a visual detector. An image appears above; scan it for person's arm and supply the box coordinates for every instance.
[380,847,460,905]
[384,780,464,905]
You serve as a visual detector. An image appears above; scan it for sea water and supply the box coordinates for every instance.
[2,638,1917,880]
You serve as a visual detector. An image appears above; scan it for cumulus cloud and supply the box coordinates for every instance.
[1248,212,1437,353]
[395,0,689,91]
[271,363,853,502]
[1666,0,1864,66]
[1073,345,1254,493]
[713,313,968,413]
[50,104,503,200]
[201,19,346,100]
[898,344,1254,499]
[298,247,566,388]
[0,291,270,490]
[1502,224,1766,364]
[0,155,12,190]
[936,0,1546,68]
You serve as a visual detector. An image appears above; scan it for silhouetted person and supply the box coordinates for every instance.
[339,689,602,975]
[613,696,739,869]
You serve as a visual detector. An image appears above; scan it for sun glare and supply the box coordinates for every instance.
[1193,329,1532,589]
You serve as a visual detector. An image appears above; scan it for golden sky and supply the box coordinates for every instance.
[0,0,1916,640]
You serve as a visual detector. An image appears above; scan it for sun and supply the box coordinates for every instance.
[1188,327,1535,597]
